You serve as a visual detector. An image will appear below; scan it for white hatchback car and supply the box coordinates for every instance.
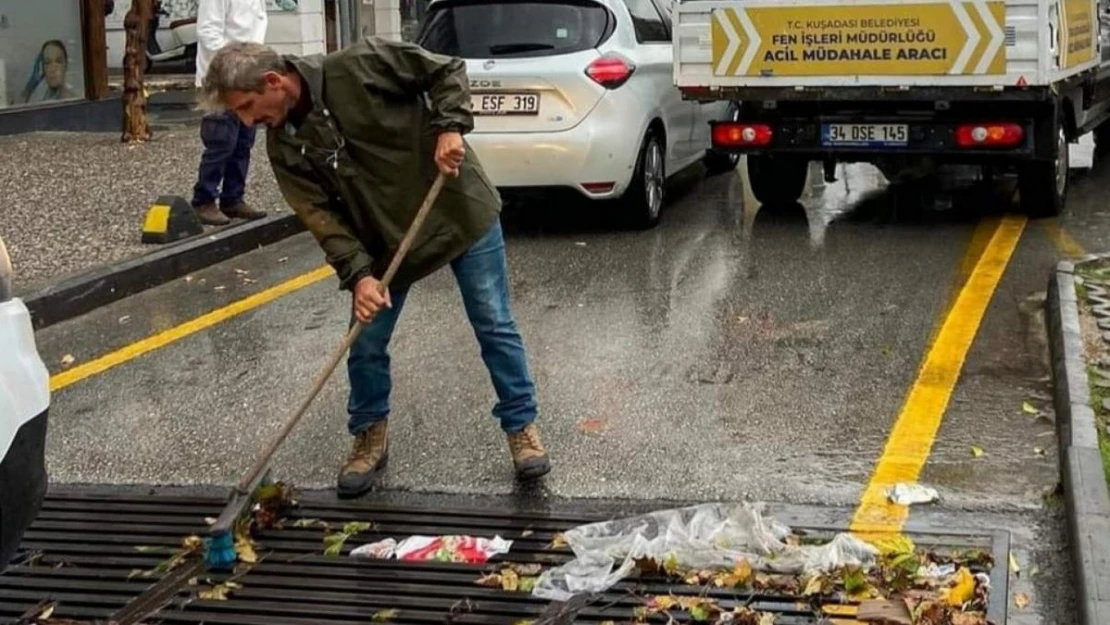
[416,0,739,228]
[0,234,50,571]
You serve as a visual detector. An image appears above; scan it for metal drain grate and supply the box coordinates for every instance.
[1,489,1010,624]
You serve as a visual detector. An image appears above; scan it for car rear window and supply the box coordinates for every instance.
[418,0,612,58]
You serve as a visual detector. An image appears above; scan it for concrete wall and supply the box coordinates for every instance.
[104,0,327,69]
[361,0,402,41]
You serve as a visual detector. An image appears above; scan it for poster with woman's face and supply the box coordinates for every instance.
[22,40,75,104]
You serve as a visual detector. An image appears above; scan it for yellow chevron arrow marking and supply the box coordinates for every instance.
[725,9,750,76]
[709,2,1006,76]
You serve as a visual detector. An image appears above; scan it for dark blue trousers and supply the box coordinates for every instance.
[191,111,256,208]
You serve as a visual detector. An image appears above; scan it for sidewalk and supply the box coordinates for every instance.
[0,127,289,295]
[1048,257,1110,625]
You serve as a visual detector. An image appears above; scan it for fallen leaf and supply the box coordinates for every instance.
[941,567,976,606]
[804,574,828,596]
[715,559,753,588]
[500,568,520,591]
[38,604,56,620]
[519,576,537,593]
[292,518,326,528]
[119,315,131,323]
[970,446,985,458]
[520,529,534,538]
[509,563,543,576]
[1022,402,1038,414]
[576,418,607,433]
[235,536,258,564]
[951,613,989,625]
[198,583,234,601]
[372,608,399,621]
[1015,592,1030,609]
[1009,552,1021,575]
[1029,566,1041,578]
[475,572,502,587]
[205,517,217,526]
[548,534,568,549]
[60,354,76,367]
[1034,447,1046,456]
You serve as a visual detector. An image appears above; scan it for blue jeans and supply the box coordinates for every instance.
[191,111,256,208]
[347,219,538,434]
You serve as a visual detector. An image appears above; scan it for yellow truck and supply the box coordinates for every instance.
[672,0,1110,215]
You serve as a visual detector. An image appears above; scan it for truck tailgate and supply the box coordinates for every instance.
[673,0,1099,91]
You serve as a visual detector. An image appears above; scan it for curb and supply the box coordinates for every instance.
[23,212,305,331]
[1046,257,1110,625]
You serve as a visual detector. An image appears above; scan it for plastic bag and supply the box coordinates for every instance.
[532,502,879,601]
[350,535,513,563]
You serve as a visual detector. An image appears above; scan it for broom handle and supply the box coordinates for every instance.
[236,172,448,492]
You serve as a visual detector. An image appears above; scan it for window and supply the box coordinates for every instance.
[419,0,612,59]
[0,0,86,109]
[622,0,670,43]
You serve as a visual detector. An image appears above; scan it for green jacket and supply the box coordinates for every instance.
[266,37,501,291]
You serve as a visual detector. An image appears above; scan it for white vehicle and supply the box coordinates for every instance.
[417,0,741,228]
[673,0,1110,216]
[0,234,50,571]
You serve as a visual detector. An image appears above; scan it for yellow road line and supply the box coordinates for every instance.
[1042,219,1088,258]
[849,215,1027,537]
[50,265,334,392]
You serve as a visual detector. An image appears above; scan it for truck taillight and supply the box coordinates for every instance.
[955,123,1024,148]
[586,55,634,89]
[712,122,773,147]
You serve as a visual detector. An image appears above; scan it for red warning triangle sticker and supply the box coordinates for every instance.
[1017,76,1028,87]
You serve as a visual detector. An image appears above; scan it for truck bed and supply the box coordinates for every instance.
[673,0,1103,92]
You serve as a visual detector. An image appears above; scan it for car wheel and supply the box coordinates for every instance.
[1019,112,1068,218]
[748,155,809,207]
[704,104,741,176]
[623,131,666,229]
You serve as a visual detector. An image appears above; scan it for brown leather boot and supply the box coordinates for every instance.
[222,201,267,220]
[336,421,388,499]
[506,424,551,481]
[195,202,231,226]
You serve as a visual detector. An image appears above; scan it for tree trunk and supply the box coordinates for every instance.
[121,0,154,143]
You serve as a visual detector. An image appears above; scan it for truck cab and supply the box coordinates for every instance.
[0,233,50,571]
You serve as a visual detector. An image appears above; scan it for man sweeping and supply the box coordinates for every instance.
[196,38,550,498]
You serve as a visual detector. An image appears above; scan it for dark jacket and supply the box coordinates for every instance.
[266,37,501,291]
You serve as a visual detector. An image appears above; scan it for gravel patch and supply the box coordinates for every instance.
[0,129,288,293]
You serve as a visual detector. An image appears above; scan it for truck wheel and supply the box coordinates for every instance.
[748,155,809,206]
[623,131,666,229]
[1018,115,1069,218]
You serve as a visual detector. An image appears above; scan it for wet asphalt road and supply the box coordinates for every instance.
[31,151,1110,623]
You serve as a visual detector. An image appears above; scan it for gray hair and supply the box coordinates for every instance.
[196,41,287,113]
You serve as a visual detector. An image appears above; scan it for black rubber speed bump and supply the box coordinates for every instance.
[141,195,204,244]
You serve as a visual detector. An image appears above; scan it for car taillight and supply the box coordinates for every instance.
[712,122,773,147]
[586,55,634,89]
[955,123,1024,148]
